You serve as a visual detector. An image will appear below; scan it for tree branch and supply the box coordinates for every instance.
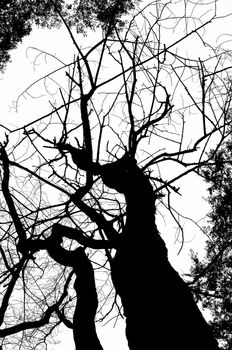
[0,146,27,250]
[51,223,118,249]
[0,279,69,337]
[71,196,119,242]
[0,259,25,326]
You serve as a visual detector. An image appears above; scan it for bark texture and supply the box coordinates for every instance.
[102,154,219,350]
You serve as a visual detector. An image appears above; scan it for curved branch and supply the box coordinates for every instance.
[51,223,118,249]
[72,197,119,242]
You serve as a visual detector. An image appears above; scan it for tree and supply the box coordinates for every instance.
[190,124,232,350]
[0,1,231,349]
[0,0,138,72]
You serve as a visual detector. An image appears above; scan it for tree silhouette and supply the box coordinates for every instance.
[0,1,231,349]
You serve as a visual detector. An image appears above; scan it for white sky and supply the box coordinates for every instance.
[1,0,232,349]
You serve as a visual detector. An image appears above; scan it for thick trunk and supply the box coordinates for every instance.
[103,155,219,349]
[111,238,219,349]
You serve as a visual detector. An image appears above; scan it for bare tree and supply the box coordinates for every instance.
[0,1,231,349]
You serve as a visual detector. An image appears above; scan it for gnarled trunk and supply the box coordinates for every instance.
[104,155,219,349]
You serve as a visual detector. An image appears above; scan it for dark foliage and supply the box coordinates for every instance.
[0,0,138,71]
[0,0,63,71]
[69,0,138,33]
[190,133,232,349]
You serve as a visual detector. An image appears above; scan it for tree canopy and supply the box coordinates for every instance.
[0,0,138,71]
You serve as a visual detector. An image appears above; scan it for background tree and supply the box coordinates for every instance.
[0,1,231,349]
[190,120,232,350]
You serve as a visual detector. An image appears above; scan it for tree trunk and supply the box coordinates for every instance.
[104,155,219,350]
[73,248,103,350]
[111,240,219,349]
[47,240,103,350]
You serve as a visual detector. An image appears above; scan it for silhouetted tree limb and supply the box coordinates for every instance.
[0,145,27,251]
[52,223,118,249]
[25,223,117,251]
[0,258,26,327]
